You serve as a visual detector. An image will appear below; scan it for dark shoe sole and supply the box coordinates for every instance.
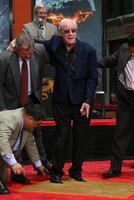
[12,180,31,184]
[102,172,121,179]
[50,179,63,184]
[11,177,31,185]
[69,174,86,182]
[0,181,10,195]
[0,190,10,195]
[50,175,63,184]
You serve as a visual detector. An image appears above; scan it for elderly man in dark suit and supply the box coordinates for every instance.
[0,103,47,195]
[35,18,98,183]
[0,34,49,183]
[99,33,134,178]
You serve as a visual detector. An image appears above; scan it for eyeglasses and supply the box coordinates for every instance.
[63,29,77,34]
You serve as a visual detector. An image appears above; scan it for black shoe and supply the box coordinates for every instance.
[0,180,10,195]
[42,160,52,174]
[37,170,44,176]
[50,174,63,184]
[11,174,31,184]
[102,170,121,179]
[69,173,86,182]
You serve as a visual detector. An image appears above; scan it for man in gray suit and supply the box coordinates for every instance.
[99,33,134,178]
[0,34,48,109]
[0,103,47,195]
[22,4,58,40]
[0,34,49,183]
[22,4,58,172]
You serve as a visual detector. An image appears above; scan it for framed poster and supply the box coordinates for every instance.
[0,0,12,52]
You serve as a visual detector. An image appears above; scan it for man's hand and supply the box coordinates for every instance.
[11,163,25,175]
[111,93,117,103]
[37,165,48,175]
[7,39,16,52]
[80,103,90,118]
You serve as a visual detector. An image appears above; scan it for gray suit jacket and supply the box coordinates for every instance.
[99,43,134,110]
[0,108,40,163]
[22,21,58,40]
[0,44,48,109]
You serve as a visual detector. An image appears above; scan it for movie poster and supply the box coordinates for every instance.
[35,0,103,118]
[36,0,102,57]
[0,0,11,52]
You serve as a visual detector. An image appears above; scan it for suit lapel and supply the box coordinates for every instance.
[52,39,68,70]
[122,52,130,70]
[121,45,131,71]
[10,54,20,95]
[44,23,53,40]
[74,42,82,72]
[44,23,49,40]
[30,55,38,92]
[20,129,29,150]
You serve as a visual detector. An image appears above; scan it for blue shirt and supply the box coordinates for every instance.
[2,125,42,168]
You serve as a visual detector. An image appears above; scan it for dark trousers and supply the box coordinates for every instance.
[33,127,47,162]
[0,159,7,182]
[28,95,47,163]
[52,101,89,176]
[1,151,19,182]
[110,107,134,172]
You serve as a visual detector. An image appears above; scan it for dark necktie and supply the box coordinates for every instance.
[20,60,28,106]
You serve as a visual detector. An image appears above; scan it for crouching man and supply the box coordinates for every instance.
[0,103,47,195]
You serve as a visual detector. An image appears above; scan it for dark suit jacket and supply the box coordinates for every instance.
[0,44,48,109]
[99,43,134,110]
[37,36,98,105]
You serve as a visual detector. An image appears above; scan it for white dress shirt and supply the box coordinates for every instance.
[124,57,134,90]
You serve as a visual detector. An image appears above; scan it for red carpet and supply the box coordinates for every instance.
[41,118,116,126]
[1,160,134,200]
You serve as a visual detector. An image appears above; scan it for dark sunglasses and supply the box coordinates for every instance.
[63,29,77,34]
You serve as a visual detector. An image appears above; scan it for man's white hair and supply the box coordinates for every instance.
[59,18,78,31]
[34,4,47,15]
